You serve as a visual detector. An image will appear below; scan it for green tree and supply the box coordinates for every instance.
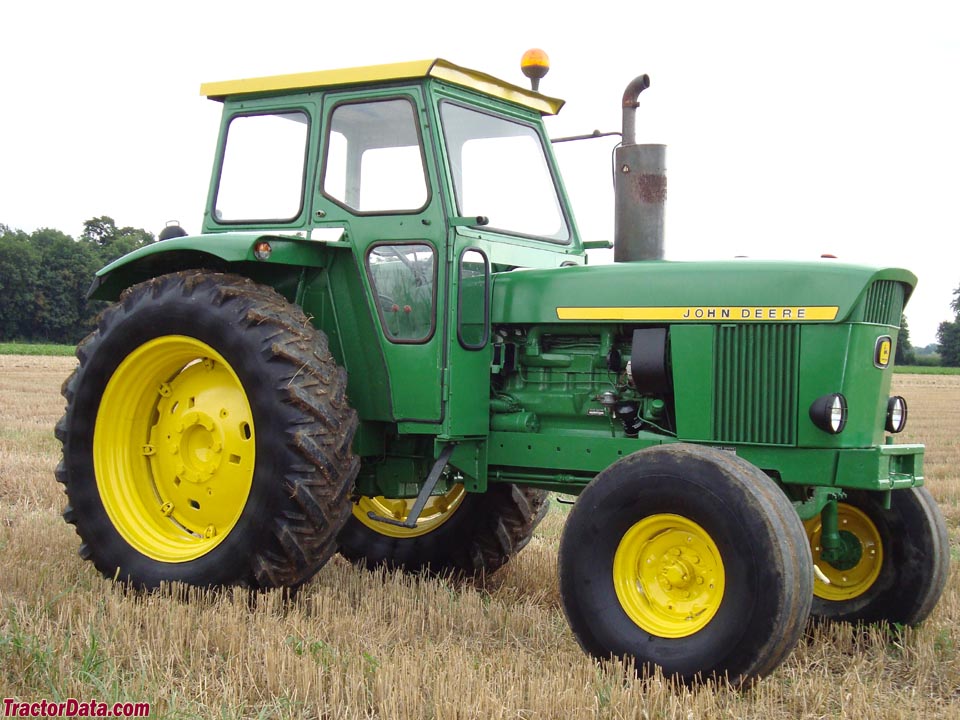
[0,217,154,344]
[937,321,960,367]
[895,314,915,365]
[0,226,41,339]
[82,215,155,264]
[30,228,100,342]
[937,286,960,367]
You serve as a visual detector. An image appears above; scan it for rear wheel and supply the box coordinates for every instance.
[559,444,812,686]
[55,270,359,590]
[338,483,549,576]
[806,488,948,625]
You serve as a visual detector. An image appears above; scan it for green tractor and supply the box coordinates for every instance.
[56,51,947,685]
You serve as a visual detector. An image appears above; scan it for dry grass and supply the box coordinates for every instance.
[1,356,957,719]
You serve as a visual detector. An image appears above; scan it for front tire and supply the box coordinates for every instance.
[806,487,949,625]
[55,271,359,590]
[559,444,812,686]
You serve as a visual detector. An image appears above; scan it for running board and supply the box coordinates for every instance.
[366,444,456,529]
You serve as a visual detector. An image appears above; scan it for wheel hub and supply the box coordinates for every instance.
[614,514,725,638]
[659,553,696,591]
[172,410,224,484]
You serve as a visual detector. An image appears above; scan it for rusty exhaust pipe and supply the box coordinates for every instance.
[614,74,666,262]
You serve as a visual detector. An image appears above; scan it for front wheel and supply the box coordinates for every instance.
[806,487,949,625]
[559,444,812,686]
[55,271,359,590]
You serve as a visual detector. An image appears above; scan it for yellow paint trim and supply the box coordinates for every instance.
[201,60,435,99]
[201,59,564,115]
[428,61,563,115]
[613,514,725,638]
[556,306,840,322]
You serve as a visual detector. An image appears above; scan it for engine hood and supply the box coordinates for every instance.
[491,259,916,325]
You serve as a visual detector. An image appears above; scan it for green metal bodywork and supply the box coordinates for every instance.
[91,60,923,522]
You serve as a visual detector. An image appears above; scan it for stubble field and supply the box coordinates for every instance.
[1,355,958,719]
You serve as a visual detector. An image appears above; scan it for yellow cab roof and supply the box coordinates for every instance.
[200,58,564,116]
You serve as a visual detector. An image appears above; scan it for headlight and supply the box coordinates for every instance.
[886,396,908,433]
[810,393,848,434]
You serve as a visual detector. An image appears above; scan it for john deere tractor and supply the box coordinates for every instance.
[56,51,948,685]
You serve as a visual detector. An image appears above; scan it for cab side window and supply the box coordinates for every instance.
[214,111,309,223]
[458,249,489,349]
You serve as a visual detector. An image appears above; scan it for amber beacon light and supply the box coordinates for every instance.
[520,49,550,91]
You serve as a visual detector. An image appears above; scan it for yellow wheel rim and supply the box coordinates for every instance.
[805,504,883,601]
[94,336,255,563]
[613,514,725,638]
[353,484,466,538]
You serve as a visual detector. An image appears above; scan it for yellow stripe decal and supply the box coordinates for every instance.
[555,306,840,321]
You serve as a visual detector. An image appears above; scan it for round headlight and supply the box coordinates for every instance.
[810,393,848,434]
[886,396,908,433]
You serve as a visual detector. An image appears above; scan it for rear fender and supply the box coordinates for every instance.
[88,232,334,301]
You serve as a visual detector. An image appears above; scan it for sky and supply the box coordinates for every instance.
[1,0,958,345]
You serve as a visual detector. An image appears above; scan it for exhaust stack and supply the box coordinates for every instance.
[614,75,666,262]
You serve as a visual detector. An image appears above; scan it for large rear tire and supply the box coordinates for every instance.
[55,271,359,590]
[559,444,812,686]
[806,487,948,625]
[338,483,549,576]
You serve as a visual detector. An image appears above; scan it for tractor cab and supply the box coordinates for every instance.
[200,60,580,267]
[196,60,583,440]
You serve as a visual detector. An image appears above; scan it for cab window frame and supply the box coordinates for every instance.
[211,108,312,225]
[320,95,432,217]
[457,247,490,350]
[437,99,572,245]
[364,241,439,345]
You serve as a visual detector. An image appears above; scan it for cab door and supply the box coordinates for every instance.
[313,88,448,424]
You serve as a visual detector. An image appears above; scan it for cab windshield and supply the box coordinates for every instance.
[440,102,569,243]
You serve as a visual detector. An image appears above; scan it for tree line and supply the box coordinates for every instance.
[0,217,154,344]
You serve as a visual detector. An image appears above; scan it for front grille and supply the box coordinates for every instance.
[863,281,904,327]
[714,324,799,445]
